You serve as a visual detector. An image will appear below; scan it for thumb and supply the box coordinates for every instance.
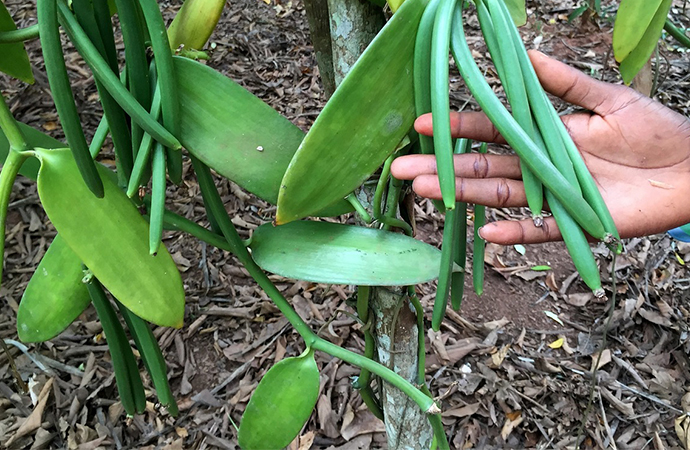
[527,50,631,115]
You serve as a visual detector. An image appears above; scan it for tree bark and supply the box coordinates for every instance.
[370,287,433,449]
[303,0,336,97]
[326,0,384,85]
[324,2,433,447]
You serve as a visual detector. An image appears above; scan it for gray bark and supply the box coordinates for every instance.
[326,0,385,85]
[325,2,433,448]
[370,287,433,449]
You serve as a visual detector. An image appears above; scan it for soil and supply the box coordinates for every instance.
[1,0,690,449]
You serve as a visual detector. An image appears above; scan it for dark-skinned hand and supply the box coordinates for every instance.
[391,50,690,245]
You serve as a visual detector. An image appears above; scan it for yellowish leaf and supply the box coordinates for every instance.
[548,338,564,349]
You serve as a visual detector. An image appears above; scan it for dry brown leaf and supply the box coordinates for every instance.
[298,431,316,450]
[443,402,481,418]
[340,410,385,441]
[591,349,612,371]
[566,292,594,307]
[500,410,523,440]
[639,308,673,327]
[489,345,511,368]
[5,378,53,447]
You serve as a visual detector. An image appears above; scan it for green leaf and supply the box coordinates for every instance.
[174,56,351,217]
[35,148,185,328]
[17,235,90,343]
[0,122,60,180]
[238,349,320,450]
[0,2,34,83]
[249,221,456,285]
[619,0,672,84]
[613,0,665,62]
[276,0,429,224]
[504,0,526,26]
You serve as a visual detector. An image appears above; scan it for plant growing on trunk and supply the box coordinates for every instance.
[1,0,685,448]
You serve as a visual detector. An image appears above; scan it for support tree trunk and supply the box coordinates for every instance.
[314,3,433,445]
[303,0,336,96]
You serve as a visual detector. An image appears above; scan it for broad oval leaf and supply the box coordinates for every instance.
[249,221,455,285]
[275,0,429,224]
[17,235,90,343]
[35,148,185,328]
[238,349,320,450]
[0,3,34,84]
[619,0,672,84]
[613,0,665,62]
[174,56,351,217]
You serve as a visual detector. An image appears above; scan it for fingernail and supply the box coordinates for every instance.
[478,226,486,240]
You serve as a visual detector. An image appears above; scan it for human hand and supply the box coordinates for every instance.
[392,50,690,245]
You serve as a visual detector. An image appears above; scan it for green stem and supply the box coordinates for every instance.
[191,155,316,341]
[0,95,27,152]
[346,193,372,224]
[191,155,445,442]
[311,338,436,414]
[408,286,426,386]
[160,208,232,252]
[0,150,30,284]
[373,154,394,218]
[0,24,40,43]
[665,18,690,49]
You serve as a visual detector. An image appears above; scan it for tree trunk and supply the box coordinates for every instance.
[303,0,336,96]
[326,0,384,85]
[318,2,433,447]
[370,287,433,449]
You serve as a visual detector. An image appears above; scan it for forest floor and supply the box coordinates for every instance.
[1,0,690,448]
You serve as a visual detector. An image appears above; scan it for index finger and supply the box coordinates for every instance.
[415,111,508,143]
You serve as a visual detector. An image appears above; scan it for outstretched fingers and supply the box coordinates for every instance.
[391,153,522,180]
[479,217,564,245]
[415,111,508,143]
[412,175,528,208]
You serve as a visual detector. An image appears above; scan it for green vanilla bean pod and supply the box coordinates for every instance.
[480,0,544,225]
[56,0,182,150]
[487,0,580,195]
[117,301,179,416]
[127,83,162,197]
[137,0,179,143]
[89,116,109,159]
[86,275,146,415]
[473,143,487,296]
[550,105,621,252]
[413,0,444,212]
[432,195,457,331]
[149,142,166,255]
[413,0,442,157]
[37,0,104,197]
[0,24,40,43]
[496,0,619,249]
[71,0,133,181]
[92,0,119,71]
[112,0,151,153]
[430,0,459,210]
[138,0,182,184]
[448,3,606,240]
[546,190,604,296]
[451,138,470,310]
